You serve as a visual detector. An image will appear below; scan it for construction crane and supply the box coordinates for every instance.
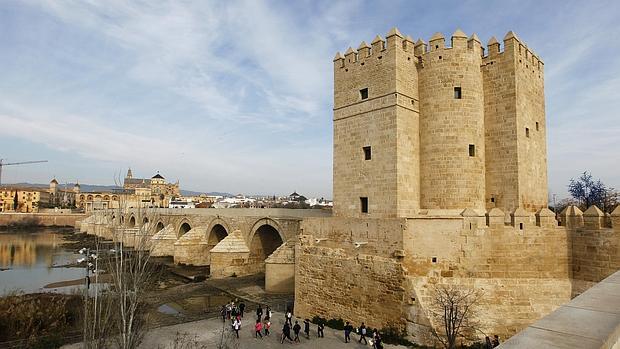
[0,159,48,186]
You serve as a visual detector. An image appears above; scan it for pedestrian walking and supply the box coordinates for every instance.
[232,318,240,339]
[317,321,324,338]
[255,319,263,339]
[281,322,293,343]
[239,302,245,317]
[285,310,293,325]
[372,329,378,348]
[303,319,310,339]
[220,305,226,322]
[264,318,271,336]
[344,321,353,343]
[266,305,272,320]
[225,303,231,319]
[375,333,383,349]
[293,320,301,342]
[358,322,368,344]
[256,304,263,321]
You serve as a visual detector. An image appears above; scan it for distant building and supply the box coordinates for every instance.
[75,168,182,212]
[0,178,77,213]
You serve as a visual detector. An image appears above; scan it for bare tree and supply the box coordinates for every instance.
[429,285,482,349]
[81,174,161,349]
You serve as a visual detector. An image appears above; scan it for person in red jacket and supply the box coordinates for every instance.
[255,319,263,339]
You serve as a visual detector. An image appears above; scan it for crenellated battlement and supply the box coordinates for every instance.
[481,31,544,73]
[334,28,492,69]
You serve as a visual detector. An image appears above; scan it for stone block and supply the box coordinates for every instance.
[583,205,605,230]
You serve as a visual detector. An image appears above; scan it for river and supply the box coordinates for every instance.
[0,229,87,295]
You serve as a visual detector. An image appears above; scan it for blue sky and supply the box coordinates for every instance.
[0,0,618,199]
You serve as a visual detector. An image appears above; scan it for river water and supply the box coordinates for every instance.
[0,229,86,295]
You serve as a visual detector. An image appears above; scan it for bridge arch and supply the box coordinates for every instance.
[177,220,192,238]
[248,218,285,269]
[143,216,149,224]
[155,221,165,232]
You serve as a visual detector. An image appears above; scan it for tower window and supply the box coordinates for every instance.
[526,128,530,138]
[490,197,495,203]
[536,122,539,131]
[468,144,475,157]
[454,87,462,99]
[360,197,368,213]
[360,88,369,100]
[363,146,372,160]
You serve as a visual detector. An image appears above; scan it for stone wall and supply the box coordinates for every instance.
[295,217,407,328]
[0,212,85,227]
[295,211,620,346]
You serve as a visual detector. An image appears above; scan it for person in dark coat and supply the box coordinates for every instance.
[281,322,293,343]
[317,321,324,338]
[293,321,302,342]
[358,322,368,344]
[256,304,263,321]
[239,302,245,317]
[344,321,353,343]
[304,319,310,339]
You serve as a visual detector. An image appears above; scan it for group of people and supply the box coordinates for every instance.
[342,321,384,348]
[485,335,501,348]
[220,301,273,339]
[219,301,388,347]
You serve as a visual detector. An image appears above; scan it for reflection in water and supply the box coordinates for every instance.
[0,230,86,295]
[0,231,63,269]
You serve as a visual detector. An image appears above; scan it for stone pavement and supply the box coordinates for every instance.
[62,311,408,348]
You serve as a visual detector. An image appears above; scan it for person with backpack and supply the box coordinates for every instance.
[281,322,293,343]
[317,321,325,338]
[344,321,353,343]
[254,319,263,339]
[358,322,368,344]
[293,320,302,342]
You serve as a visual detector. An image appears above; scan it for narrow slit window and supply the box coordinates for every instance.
[360,197,368,213]
[469,144,475,157]
[454,87,462,99]
[360,88,369,100]
[519,223,524,230]
[526,128,530,138]
[490,197,495,203]
[536,122,539,131]
[363,146,372,160]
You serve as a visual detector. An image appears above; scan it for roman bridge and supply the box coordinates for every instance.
[78,208,331,292]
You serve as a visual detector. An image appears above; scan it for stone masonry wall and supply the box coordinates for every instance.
[418,32,486,210]
[333,29,420,218]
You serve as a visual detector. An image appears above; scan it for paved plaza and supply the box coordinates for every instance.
[62,311,408,349]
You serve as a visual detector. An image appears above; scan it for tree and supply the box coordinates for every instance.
[429,285,482,349]
[568,171,618,213]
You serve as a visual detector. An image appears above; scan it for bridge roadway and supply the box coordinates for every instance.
[78,208,331,293]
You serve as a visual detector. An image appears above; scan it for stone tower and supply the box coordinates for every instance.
[333,28,420,218]
[332,28,548,218]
